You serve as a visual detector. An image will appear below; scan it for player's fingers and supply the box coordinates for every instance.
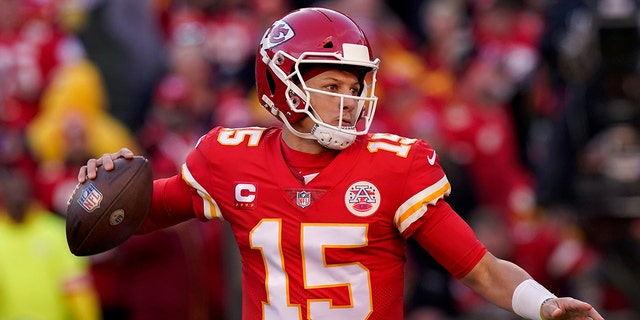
[78,165,88,183]
[103,148,133,170]
[82,149,134,181]
[85,158,100,180]
[102,153,117,171]
[588,308,604,320]
[544,298,604,320]
[116,147,135,159]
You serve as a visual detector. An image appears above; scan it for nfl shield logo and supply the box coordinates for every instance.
[78,183,103,212]
[296,191,311,208]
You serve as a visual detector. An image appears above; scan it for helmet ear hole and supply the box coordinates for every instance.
[287,89,301,107]
[291,96,300,107]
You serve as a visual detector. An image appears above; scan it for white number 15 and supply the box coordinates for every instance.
[250,219,373,320]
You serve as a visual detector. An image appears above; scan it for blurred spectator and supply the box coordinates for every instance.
[24,59,141,214]
[572,124,640,316]
[0,0,85,130]
[471,0,546,170]
[164,1,262,128]
[0,168,100,320]
[317,0,416,54]
[139,74,207,176]
[440,57,537,221]
[249,0,293,33]
[0,122,37,181]
[77,0,167,133]
[535,0,640,209]
[198,3,256,90]
[533,0,640,317]
[26,59,140,164]
[418,0,473,80]
[164,38,218,130]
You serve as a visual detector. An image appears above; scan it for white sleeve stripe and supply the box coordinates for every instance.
[394,175,450,233]
[181,164,223,220]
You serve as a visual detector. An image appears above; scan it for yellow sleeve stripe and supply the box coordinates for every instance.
[181,164,223,220]
[394,176,451,233]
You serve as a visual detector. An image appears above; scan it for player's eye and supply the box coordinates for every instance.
[324,84,339,92]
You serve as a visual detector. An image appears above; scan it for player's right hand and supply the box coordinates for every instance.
[78,148,135,183]
[541,297,604,320]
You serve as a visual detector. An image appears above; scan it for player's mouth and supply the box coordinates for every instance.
[338,124,356,131]
[339,118,354,127]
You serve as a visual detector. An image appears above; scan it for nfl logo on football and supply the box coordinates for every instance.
[78,183,103,213]
[296,191,311,208]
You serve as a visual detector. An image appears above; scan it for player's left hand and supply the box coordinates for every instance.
[541,297,605,320]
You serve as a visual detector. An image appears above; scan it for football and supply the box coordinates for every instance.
[66,156,153,256]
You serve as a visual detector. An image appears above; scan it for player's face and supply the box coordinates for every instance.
[300,69,362,132]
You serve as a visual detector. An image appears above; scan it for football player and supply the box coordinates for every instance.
[78,7,604,320]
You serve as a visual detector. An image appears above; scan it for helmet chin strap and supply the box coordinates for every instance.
[311,124,356,150]
[306,103,357,150]
[280,116,357,150]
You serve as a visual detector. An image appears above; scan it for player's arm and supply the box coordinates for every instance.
[410,201,604,320]
[460,253,604,320]
[136,174,195,234]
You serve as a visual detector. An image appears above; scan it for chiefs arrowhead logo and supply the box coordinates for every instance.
[261,20,294,50]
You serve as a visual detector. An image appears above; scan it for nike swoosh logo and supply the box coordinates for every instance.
[427,150,437,165]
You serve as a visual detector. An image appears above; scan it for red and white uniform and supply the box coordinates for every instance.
[142,126,487,320]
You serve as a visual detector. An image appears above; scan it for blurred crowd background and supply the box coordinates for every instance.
[0,0,639,319]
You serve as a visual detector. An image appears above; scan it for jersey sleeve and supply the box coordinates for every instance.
[393,139,451,235]
[391,139,487,278]
[180,128,226,221]
[137,174,199,234]
[411,200,487,279]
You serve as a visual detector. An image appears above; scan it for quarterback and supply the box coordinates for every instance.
[79,7,604,320]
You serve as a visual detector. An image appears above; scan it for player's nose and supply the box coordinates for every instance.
[341,94,358,111]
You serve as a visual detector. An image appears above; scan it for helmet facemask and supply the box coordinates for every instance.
[267,47,380,150]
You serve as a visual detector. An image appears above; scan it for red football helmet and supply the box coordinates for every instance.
[255,7,380,149]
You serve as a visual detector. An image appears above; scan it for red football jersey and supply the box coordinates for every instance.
[161,126,485,320]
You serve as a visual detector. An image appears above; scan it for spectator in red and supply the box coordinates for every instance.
[0,0,85,130]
